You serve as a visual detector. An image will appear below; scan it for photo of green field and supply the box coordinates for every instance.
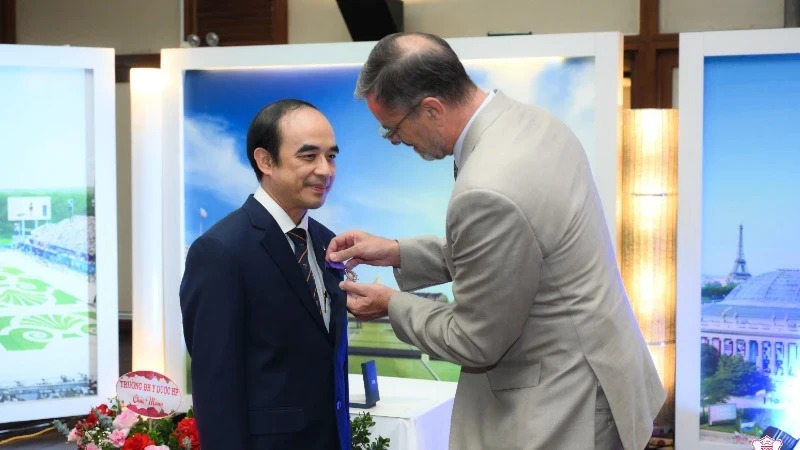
[348,310,461,382]
[0,189,98,403]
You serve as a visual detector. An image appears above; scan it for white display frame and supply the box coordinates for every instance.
[0,44,118,423]
[143,33,623,409]
[676,28,800,449]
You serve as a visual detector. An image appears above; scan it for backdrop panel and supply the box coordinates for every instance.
[0,44,118,424]
[138,33,622,407]
[677,28,800,449]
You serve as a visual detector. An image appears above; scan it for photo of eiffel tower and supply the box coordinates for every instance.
[727,224,752,284]
[697,52,800,445]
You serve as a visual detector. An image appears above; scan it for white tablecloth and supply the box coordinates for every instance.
[348,374,457,450]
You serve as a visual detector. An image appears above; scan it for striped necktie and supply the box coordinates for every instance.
[286,228,322,316]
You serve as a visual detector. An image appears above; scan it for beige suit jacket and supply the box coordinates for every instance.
[389,91,665,449]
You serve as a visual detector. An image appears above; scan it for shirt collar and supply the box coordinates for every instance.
[253,186,309,234]
[453,90,495,169]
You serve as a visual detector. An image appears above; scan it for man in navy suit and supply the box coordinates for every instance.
[180,99,350,449]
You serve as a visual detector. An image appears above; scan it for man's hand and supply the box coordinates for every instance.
[340,280,398,321]
[326,230,400,270]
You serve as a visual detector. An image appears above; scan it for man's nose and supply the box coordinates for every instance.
[314,157,334,176]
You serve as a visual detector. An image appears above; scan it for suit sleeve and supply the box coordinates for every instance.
[180,236,248,448]
[388,189,543,367]
[392,236,453,291]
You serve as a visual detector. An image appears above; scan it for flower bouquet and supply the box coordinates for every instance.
[53,399,199,450]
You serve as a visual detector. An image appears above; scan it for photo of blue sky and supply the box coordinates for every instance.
[0,67,93,191]
[183,57,595,297]
[699,53,800,442]
[702,54,800,278]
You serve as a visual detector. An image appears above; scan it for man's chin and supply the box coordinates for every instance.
[414,148,440,161]
[303,198,326,210]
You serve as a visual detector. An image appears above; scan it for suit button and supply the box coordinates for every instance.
[336,400,342,411]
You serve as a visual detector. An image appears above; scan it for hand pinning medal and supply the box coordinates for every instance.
[325,260,358,282]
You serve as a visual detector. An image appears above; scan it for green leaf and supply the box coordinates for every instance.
[52,419,71,437]
[350,412,390,450]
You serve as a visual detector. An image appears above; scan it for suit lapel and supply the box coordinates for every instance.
[458,90,514,170]
[309,219,346,346]
[243,196,328,334]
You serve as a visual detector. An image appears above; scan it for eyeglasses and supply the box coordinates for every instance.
[378,103,420,144]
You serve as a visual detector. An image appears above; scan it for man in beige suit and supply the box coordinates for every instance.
[327,32,665,450]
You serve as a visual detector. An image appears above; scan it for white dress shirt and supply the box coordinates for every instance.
[453,90,496,170]
[254,186,330,330]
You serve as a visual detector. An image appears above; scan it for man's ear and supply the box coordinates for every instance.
[420,96,445,124]
[254,147,276,177]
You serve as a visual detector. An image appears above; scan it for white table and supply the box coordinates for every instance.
[348,374,457,450]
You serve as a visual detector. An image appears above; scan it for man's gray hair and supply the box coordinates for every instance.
[355,32,475,112]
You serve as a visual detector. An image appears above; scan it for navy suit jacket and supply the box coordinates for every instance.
[180,195,350,450]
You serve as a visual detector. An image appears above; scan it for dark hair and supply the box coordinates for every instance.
[355,32,475,111]
[246,99,318,181]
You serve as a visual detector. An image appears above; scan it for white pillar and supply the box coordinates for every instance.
[130,69,166,373]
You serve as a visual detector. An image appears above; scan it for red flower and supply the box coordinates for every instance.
[84,414,97,428]
[173,418,200,449]
[97,403,115,417]
[122,433,155,450]
[176,417,197,433]
[85,403,115,427]
[73,419,87,432]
